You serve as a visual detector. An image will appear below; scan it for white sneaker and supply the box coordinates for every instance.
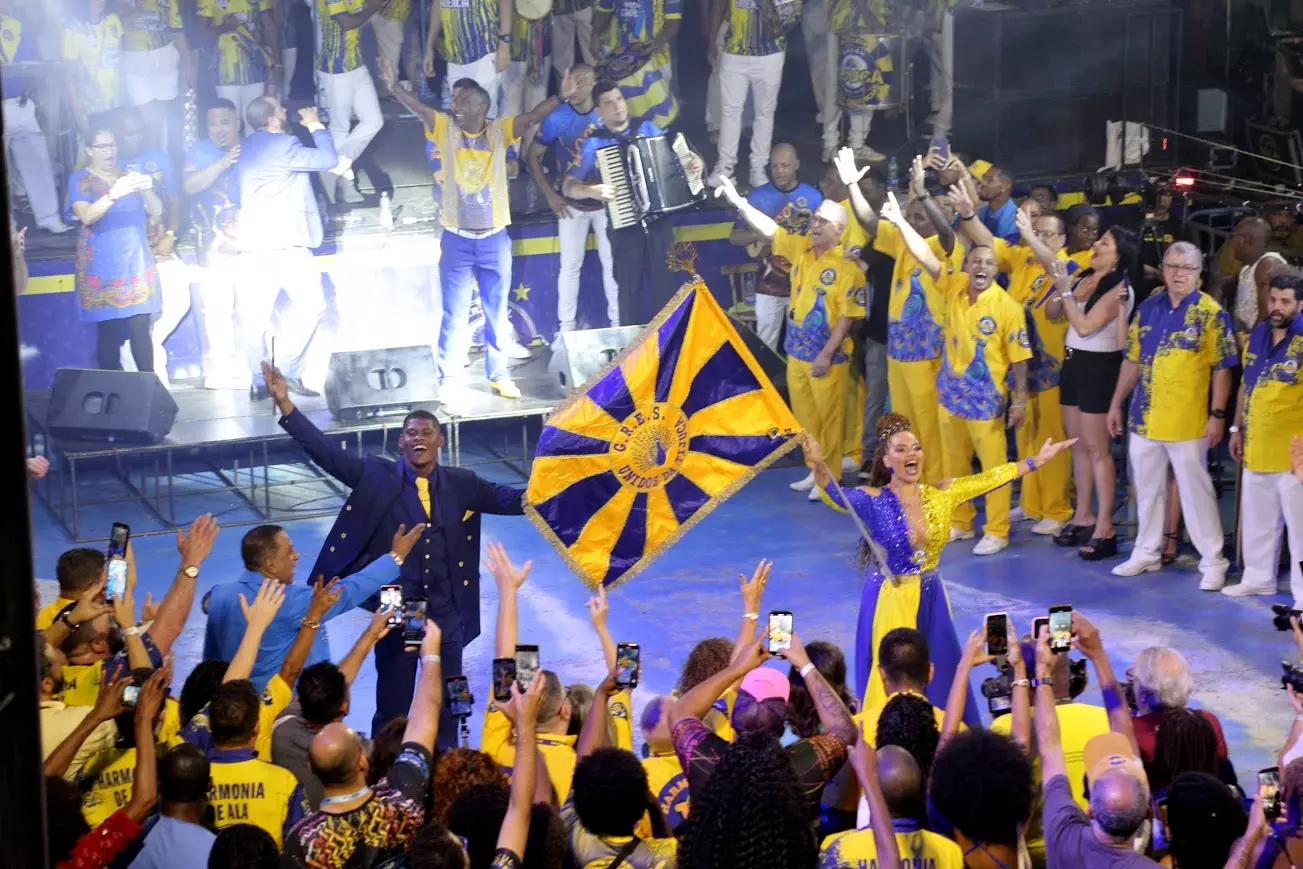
[854,145,887,163]
[973,534,1009,556]
[949,527,976,543]
[790,472,816,492]
[1031,518,1066,536]
[1112,557,1162,577]
[841,456,859,474]
[37,218,71,234]
[505,341,532,360]
[1008,506,1029,522]
[1221,581,1276,597]
[807,487,822,501]
[1199,571,1227,592]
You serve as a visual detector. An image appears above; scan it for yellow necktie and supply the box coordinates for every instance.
[414,475,431,518]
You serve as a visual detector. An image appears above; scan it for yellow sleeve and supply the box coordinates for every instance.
[936,462,1020,511]
[872,219,902,258]
[771,227,802,264]
[992,237,1015,274]
[325,0,348,17]
[1125,317,1141,364]
[498,116,521,148]
[36,599,70,630]
[482,706,515,768]
[255,675,293,761]
[1005,301,1032,365]
[609,690,634,751]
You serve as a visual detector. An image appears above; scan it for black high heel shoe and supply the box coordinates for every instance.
[1161,531,1180,565]
[1053,523,1093,547]
[1078,536,1118,561]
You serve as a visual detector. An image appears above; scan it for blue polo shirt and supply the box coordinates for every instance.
[128,816,216,869]
[978,197,1018,244]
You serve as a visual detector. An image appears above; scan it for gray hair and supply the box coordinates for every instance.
[246,97,278,132]
[1133,646,1192,710]
[1090,771,1151,841]
[1163,241,1203,269]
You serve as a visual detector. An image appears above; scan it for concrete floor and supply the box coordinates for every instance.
[31,429,1293,792]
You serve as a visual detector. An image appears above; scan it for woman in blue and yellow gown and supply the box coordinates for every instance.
[806,412,1075,725]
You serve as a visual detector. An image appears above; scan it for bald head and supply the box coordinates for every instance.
[769,143,799,189]
[309,722,366,788]
[1234,216,1272,260]
[878,744,925,819]
[1090,770,1149,842]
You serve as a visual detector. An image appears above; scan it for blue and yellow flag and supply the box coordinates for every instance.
[526,279,803,590]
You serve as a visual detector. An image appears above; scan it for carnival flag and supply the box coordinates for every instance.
[525,278,803,590]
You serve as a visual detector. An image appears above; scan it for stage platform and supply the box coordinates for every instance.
[25,354,562,542]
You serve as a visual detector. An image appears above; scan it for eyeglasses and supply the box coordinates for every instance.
[88,143,115,151]
[1033,230,1062,240]
[1162,262,1200,274]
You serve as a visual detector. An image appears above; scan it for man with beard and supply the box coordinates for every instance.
[1224,273,1303,602]
[261,360,525,746]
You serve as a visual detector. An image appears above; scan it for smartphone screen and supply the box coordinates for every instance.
[1260,767,1282,820]
[1048,605,1073,653]
[402,599,427,646]
[767,611,793,654]
[446,676,473,718]
[985,613,1009,657]
[515,645,540,692]
[108,522,130,558]
[492,657,517,702]
[121,684,140,708]
[380,585,403,629]
[106,559,128,602]
[931,134,950,163]
[615,642,641,689]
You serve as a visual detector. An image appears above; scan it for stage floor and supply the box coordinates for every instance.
[29,423,1290,794]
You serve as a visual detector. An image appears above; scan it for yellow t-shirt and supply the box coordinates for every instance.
[1241,321,1303,473]
[78,732,186,828]
[609,689,634,751]
[184,674,293,762]
[196,0,272,85]
[482,706,578,803]
[936,271,1033,420]
[58,660,105,709]
[317,0,364,73]
[706,689,737,741]
[429,113,519,232]
[61,15,123,114]
[1126,291,1237,442]
[722,0,784,57]
[37,596,76,630]
[855,690,950,746]
[874,220,959,363]
[643,750,690,831]
[122,0,183,53]
[209,751,303,847]
[992,240,1090,393]
[836,200,870,261]
[772,227,866,364]
[819,824,966,869]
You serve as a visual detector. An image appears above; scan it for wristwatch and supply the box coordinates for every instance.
[1229,424,1240,434]
[1210,409,1227,420]
[498,32,512,44]
[180,565,200,578]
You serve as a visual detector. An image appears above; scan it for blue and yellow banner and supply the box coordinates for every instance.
[526,277,803,590]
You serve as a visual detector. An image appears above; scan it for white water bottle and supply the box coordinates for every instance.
[379,191,394,229]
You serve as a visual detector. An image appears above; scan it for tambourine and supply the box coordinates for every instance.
[516,0,551,21]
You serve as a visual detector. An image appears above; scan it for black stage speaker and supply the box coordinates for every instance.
[548,326,644,392]
[726,312,789,403]
[45,368,178,443]
[324,346,439,420]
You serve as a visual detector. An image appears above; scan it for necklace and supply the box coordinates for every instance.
[320,785,371,808]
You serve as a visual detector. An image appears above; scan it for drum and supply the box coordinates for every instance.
[836,33,904,110]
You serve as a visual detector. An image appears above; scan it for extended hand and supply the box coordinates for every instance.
[559,68,577,101]
[69,572,111,625]
[391,522,428,561]
[740,559,771,615]
[586,583,609,629]
[909,154,927,198]
[1070,610,1103,658]
[879,191,904,226]
[960,628,995,670]
[238,577,287,631]
[713,175,743,208]
[177,513,219,567]
[260,360,290,407]
[1034,437,1077,466]
[947,183,976,219]
[1008,404,1026,430]
[833,147,868,187]
[486,541,531,591]
[1014,206,1032,237]
[298,106,321,128]
[306,575,344,623]
[545,190,574,220]
[378,56,398,89]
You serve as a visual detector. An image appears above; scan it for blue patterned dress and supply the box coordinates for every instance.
[64,169,160,323]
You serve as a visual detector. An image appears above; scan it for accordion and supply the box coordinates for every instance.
[595,134,706,230]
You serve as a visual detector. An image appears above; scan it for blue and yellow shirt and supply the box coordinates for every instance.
[438,0,498,65]
[184,138,240,250]
[181,674,293,762]
[61,15,123,114]
[429,112,519,230]
[566,118,661,186]
[197,0,272,85]
[594,0,680,128]
[122,0,182,53]
[722,0,783,56]
[874,220,960,363]
[643,750,689,831]
[317,0,364,73]
[1,12,38,95]
[208,747,305,847]
[1126,290,1237,442]
[1241,316,1303,473]
[534,99,599,187]
[828,0,877,33]
[772,227,866,364]
[819,818,966,869]
[379,0,409,22]
[937,270,1032,421]
[992,240,1089,392]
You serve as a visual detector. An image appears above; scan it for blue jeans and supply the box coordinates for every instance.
[438,228,511,383]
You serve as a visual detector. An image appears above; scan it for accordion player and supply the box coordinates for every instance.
[592,133,707,229]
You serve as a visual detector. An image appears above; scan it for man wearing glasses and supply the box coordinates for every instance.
[1106,241,1236,589]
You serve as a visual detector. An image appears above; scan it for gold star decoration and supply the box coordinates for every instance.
[666,241,698,274]
[512,282,530,301]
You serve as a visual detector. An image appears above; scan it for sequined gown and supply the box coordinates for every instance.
[823,461,1020,725]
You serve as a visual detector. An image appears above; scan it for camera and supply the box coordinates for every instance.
[1273,604,1302,632]
[1281,661,1303,693]
[981,662,1014,715]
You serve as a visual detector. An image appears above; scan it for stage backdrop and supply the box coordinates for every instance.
[17,209,753,391]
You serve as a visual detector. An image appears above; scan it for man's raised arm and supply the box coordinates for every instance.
[263,360,366,487]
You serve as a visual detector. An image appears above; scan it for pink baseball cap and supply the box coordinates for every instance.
[740,667,791,703]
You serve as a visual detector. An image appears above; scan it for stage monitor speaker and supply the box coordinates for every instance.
[726,312,788,403]
[548,326,644,393]
[45,368,178,443]
[324,346,439,420]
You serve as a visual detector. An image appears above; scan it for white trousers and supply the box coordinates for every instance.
[802,0,828,118]
[283,47,297,100]
[318,65,384,162]
[2,98,61,226]
[234,247,326,379]
[216,83,266,129]
[928,10,954,134]
[199,251,243,386]
[449,52,501,117]
[120,256,192,388]
[1240,468,1303,602]
[1129,433,1229,576]
[499,59,548,152]
[551,7,596,79]
[705,22,726,129]
[753,293,787,351]
[715,50,784,186]
[556,207,618,333]
[822,32,872,151]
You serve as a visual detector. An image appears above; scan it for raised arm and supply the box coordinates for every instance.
[223,579,287,683]
[732,560,771,663]
[911,157,954,255]
[510,71,575,141]
[669,635,767,727]
[939,630,990,747]
[338,609,392,685]
[1045,264,1126,337]
[833,147,878,236]
[279,577,342,686]
[716,176,778,241]
[498,674,546,859]
[148,515,220,657]
[949,181,993,250]
[325,524,427,618]
[486,542,531,658]
[124,668,170,822]
[284,119,341,172]
[577,667,618,758]
[402,620,444,753]
[587,585,617,671]
[44,672,130,778]
[1032,625,1068,785]
[849,741,901,869]
[784,631,857,743]
[1071,612,1138,754]
[265,360,367,487]
[880,192,942,280]
[378,57,436,131]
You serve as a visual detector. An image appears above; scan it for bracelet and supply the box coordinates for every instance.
[123,625,147,637]
[959,213,976,221]
[301,617,321,629]
[799,662,816,678]
[422,653,441,664]
[1025,457,1037,473]
[59,609,80,630]
[743,612,759,621]
[390,552,404,567]
[1011,678,1031,688]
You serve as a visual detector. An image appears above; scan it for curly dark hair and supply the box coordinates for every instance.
[573,747,650,836]
[786,641,857,739]
[179,659,229,725]
[209,824,279,869]
[678,637,733,694]
[929,729,1033,848]
[1152,707,1222,792]
[678,731,817,869]
[1167,771,1247,869]
[407,823,468,869]
[430,747,508,824]
[875,692,940,782]
[523,803,569,869]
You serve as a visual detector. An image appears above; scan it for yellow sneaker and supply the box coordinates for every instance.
[491,379,522,399]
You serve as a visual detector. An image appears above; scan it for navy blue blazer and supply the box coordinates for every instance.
[279,410,525,643]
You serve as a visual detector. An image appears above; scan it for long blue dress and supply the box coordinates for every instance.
[64,169,160,323]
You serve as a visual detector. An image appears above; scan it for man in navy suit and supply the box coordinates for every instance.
[234,97,339,396]
[261,361,526,745]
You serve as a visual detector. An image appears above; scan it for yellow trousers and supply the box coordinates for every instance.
[843,375,866,464]
[887,357,943,483]
[939,407,1011,538]
[789,358,849,472]
[1016,387,1073,523]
